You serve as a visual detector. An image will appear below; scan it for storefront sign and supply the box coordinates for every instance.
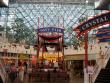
[80,15,109,32]
[37,27,64,33]
[74,12,110,36]
[19,54,28,59]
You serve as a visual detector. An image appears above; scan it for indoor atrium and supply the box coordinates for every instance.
[0,0,110,83]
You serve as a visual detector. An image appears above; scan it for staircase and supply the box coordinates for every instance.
[95,58,110,83]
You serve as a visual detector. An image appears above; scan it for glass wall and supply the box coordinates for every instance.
[0,2,102,45]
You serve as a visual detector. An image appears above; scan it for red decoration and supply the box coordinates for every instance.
[3,49,7,52]
[73,11,110,37]
[39,35,62,42]
[39,35,62,40]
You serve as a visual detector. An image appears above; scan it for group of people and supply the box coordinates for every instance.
[7,62,32,83]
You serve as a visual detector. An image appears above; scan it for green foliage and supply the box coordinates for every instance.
[6,18,36,45]
[79,16,87,23]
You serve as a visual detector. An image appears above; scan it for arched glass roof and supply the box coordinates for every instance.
[0,1,102,45]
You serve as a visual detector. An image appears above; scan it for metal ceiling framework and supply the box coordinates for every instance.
[0,0,102,45]
[14,0,95,4]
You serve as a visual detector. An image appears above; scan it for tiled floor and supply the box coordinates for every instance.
[70,77,84,83]
[11,75,84,83]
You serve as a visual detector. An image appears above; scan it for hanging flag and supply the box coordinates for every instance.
[98,27,110,32]
[97,30,110,34]
[96,33,110,37]
[99,38,110,42]
[98,36,110,40]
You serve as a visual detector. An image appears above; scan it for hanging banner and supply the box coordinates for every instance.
[37,27,64,33]
[99,38,110,42]
[98,27,110,32]
[74,12,110,36]
[96,27,110,38]
[96,33,110,37]
[39,35,62,41]
[97,30,110,34]
[98,36,110,40]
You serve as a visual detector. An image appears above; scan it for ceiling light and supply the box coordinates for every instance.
[86,0,89,4]
[3,0,9,6]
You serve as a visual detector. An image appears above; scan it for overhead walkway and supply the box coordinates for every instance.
[64,43,109,60]
[0,42,109,57]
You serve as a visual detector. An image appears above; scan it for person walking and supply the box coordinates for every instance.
[47,70,50,82]
[27,66,32,81]
[9,63,17,83]
[18,65,24,83]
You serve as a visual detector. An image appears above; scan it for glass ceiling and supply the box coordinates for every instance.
[0,2,102,45]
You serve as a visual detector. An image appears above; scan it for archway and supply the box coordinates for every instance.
[73,11,110,83]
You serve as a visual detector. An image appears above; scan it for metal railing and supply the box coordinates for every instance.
[0,58,9,83]
[0,59,6,83]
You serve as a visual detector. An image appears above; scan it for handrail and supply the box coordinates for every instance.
[92,59,101,83]
[92,48,110,83]
[0,58,8,83]
[0,59,6,83]
[103,48,110,68]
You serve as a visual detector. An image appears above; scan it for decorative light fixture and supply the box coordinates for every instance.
[0,0,9,7]
[86,0,89,4]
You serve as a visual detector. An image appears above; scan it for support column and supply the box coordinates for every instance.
[84,33,89,83]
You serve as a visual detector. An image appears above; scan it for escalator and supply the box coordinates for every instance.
[95,58,110,83]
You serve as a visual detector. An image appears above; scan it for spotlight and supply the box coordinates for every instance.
[0,0,9,7]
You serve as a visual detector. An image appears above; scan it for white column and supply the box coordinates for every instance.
[84,68,89,83]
